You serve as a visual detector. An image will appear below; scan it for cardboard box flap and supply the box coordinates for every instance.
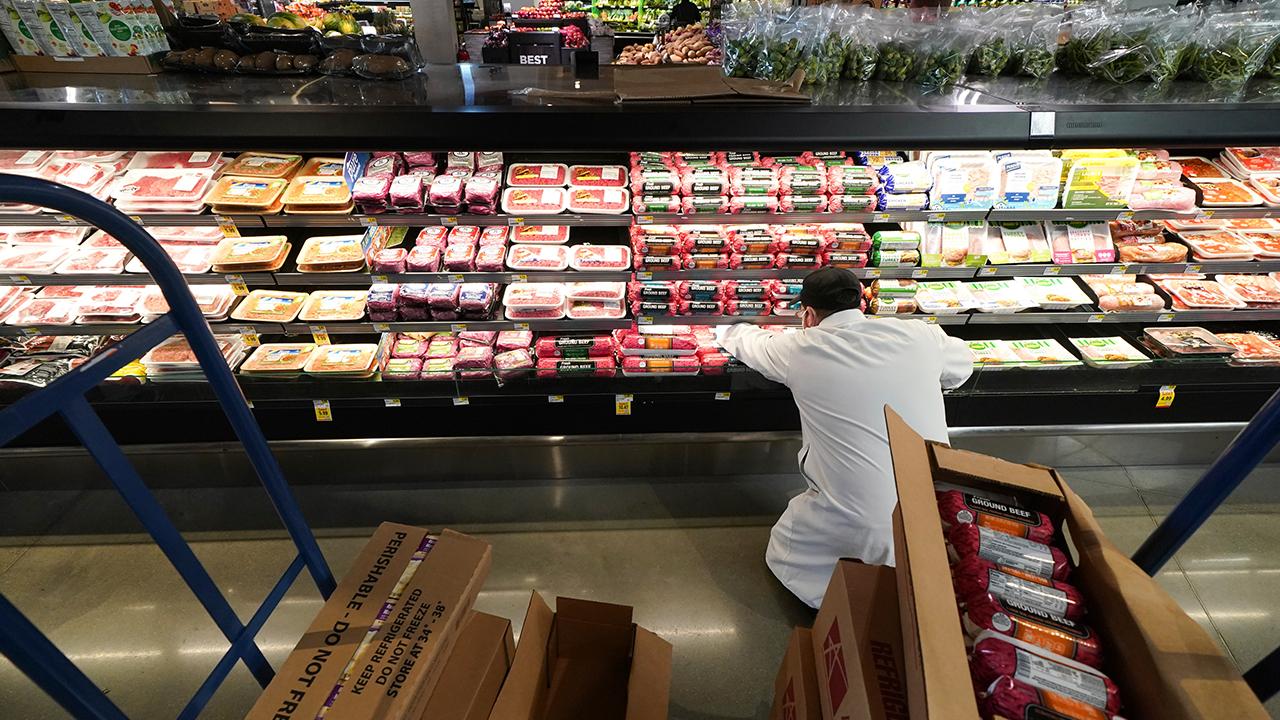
[554,597,636,660]
[930,443,1063,500]
[488,592,555,720]
[885,407,981,720]
[1056,476,1271,720]
[420,611,513,720]
[625,627,674,720]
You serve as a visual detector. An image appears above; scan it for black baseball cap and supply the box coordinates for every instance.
[798,267,862,312]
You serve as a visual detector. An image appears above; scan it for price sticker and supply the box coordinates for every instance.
[512,274,528,283]
[508,216,526,226]
[313,399,332,422]
[1087,313,1106,323]
[977,267,998,277]
[448,274,465,283]
[1196,209,1215,220]
[636,272,653,281]
[56,214,77,224]
[453,396,470,406]
[310,326,330,346]
[1156,385,1176,409]
[922,316,939,324]
[237,327,260,347]
[911,268,929,279]
[1043,266,1062,276]
[636,215,654,225]
[615,393,633,416]
[1185,264,1203,273]
[128,215,143,224]
[373,323,392,333]
[441,216,459,226]
[246,400,255,409]
[714,391,731,401]
[19,326,40,337]
[1157,312,1176,323]
[874,212,893,222]
[358,216,378,228]
[225,274,249,297]
[638,315,654,326]
[450,323,468,333]
[1117,210,1135,221]
[514,322,530,331]
[372,274,390,283]
[1109,264,1130,275]
[548,394,565,403]
[8,275,30,284]
[926,212,946,222]
[216,215,240,238]
[863,268,882,279]
[384,398,402,408]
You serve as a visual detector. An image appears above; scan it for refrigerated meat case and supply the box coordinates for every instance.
[3,66,1280,446]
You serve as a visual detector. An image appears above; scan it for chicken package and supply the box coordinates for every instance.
[1127,181,1197,211]
[1157,278,1245,310]
[1219,274,1280,307]
[961,592,1104,668]
[1048,223,1117,264]
[970,634,1121,714]
[299,290,368,322]
[930,155,998,210]
[506,163,568,187]
[877,192,929,211]
[620,356,701,376]
[681,168,731,196]
[952,556,1088,621]
[1178,230,1257,260]
[936,489,1057,543]
[502,187,567,215]
[681,196,731,214]
[996,154,1062,209]
[1061,156,1139,209]
[1118,242,1187,264]
[507,244,570,271]
[877,161,932,194]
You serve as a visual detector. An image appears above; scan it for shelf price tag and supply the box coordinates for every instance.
[56,214,77,225]
[246,400,255,409]
[372,274,390,283]
[1043,266,1062,276]
[450,323,468,333]
[128,215,143,224]
[636,272,653,281]
[309,325,330,346]
[1196,210,1215,220]
[1109,264,1130,275]
[372,323,392,333]
[216,215,240,238]
[508,216,525,226]
[911,268,929,279]
[1156,385,1176,409]
[453,396,470,406]
[19,326,40,337]
[1087,313,1106,323]
[225,274,249,297]
[873,212,893,222]
[1117,210,1135,221]
[358,216,378,228]
[922,316,939,325]
[313,399,332,422]
[615,393,633,416]
[1157,312,1176,322]
[448,274,465,283]
[511,274,528,283]
[513,322,530,331]
[862,268,882,279]
[976,267,997,277]
[8,275,30,285]
[236,326,260,347]
[635,215,654,225]
[1184,264,1203,273]
[926,212,946,222]
[638,315,654,326]
[384,398,402,408]
[548,394,565,403]
[441,216,459,226]
[714,391,731,401]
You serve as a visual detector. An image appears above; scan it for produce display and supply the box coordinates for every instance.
[0,0,169,59]
[614,22,721,66]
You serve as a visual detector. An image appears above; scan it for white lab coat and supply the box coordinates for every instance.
[719,310,973,608]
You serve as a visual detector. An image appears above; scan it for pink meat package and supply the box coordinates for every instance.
[951,556,1087,621]
[495,348,535,381]
[534,335,613,359]
[970,634,1122,714]
[464,176,500,207]
[982,676,1124,720]
[621,356,700,375]
[415,226,449,249]
[612,329,698,356]
[406,246,441,272]
[960,592,1104,668]
[947,523,1069,581]
[443,243,476,271]
[429,176,464,208]
[389,175,426,211]
[726,299,772,316]
[475,245,506,272]
[630,300,679,317]
[495,330,534,352]
[677,299,724,316]
[628,281,677,302]
[535,356,616,378]
[454,346,495,380]
[936,489,1057,543]
[634,254,684,272]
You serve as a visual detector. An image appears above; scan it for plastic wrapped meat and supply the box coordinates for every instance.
[827,195,877,213]
[534,336,613,359]
[1117,242,1187,264]
[1219,275,1280,307]
[536,357,616,378]
[512,225,570,244]
[506,244,570,272]
[823,252,869,269]
[429,176,464,208]
[728,167,780,196]
[677,299,724,316]
[948,523,1069,581]
[634,254,684,272]
[458,330,497,347]
[365,153,405,178]
[423,283,460,310]
[631,170,681,196]
[775,254,822,270]
[725,280,773,301]
[1158,279,1245,310]
[458,283,497,313]
[503,282,565,312]
[415,227,450,249]
[614,329,699,356]
[621,356,700,376]
[734,254,774,270]
[729,196,780,214]
[475,227,508,247]
[961,592,1103,668]
[631,232,687,256]
[352,175,392,208]
[570,244,631,271]
[56,247,130,274]
[970,635,1120,714]
[567,188,630,215]
[632,195,682,214]
[776,196,826,213]
[683,253,736,270]
[827,166,877,195]
[443,243,477,272]
[682,196,731,214]
[47,159,114,195]
[383,357,423,380]
[630,300,679,317]
[454,345,494,380]
[676,281,724,302]
[464,176,500,206]
[475,245,506,272]
[8,228,88,247]
[370,248,407,273]
[569,165,627,188]
[392,334,428,358]
[506,163,568,187]
[565,282,626,302]
[983,676,1125,720]
[496,330,534,352]
[367,284,399,312]
[494,348,534,382]
[0,246,75,274]
[5,298,78,326]
[779,167,828,195]
[953,556,1087,621]
[0,150,50,172]
[1128,181,1197,211]
[385,175,425,212]
[770,235,827,256]
[877,161,931,194]
[402,245,440,273]
[680,169,730,196]
[936,489,1056,542]
[726,299,771,316]
[502,187,567,215]
[475,152,503,173]
[1048,223,1116,264]
[629,281,677,303]
[1178,231,1257,260]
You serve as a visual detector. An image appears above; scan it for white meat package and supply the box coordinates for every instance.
[570,244,632,271]
[507,244,570,271]
[566,188,631,215]
[1048,223,1117,264]
[501,188,568,215]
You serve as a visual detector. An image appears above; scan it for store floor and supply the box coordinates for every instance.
[0,463,1278,719]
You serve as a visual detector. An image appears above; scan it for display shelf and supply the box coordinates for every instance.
[634,210,991,225]
[635,315,801,326]
[966,309,1280,324]
[278,318,633,335]
[0,213,254,228]
[260,214,630,228]
[0,321,283,337]
[2,272,274,287]
[972,261,1280,277]
[270,270,632,286]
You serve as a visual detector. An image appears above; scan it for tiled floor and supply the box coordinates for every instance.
[0,464,1276,719]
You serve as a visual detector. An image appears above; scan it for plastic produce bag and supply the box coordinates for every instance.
[841,5,880,81]
[1008,6,1062,79]
[759,7,804,82]
[1190,6,1280,86]
[968,7,1014,77]
[915,13,972,89]
[1056,4,1110,77]
[800,5,846,85]
[1088,11,1155,84]
[722,0,767,78]
[1145,7,1198,84]
[874,14,927,82]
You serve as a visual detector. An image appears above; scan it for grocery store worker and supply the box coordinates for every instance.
[717,267,973,607]
[669,0,701,29]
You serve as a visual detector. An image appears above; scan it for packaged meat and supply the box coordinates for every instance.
[727,197,779,214]
[986,223,1051,265]
[1193,178,1265,207]
[1018,277,1091,310]
[474,245,505,272]
[1070,336,1151,368]
[385,175,426,211]
[116,151,212,173]
[474,227,509,247]
[995,155,1063,210]
[442,243,476,272]
[1127,181,1197,211]
[911,281,974,314]
[503,283,565,312]
[967,340,1024,366]
[877,193,929,211]
[296,235,366,272]
[1117,242,1187,264]
[447,226,482,245]
[566,282,626,302]
[454,345,494,380]
[391,334,428,358]
[495,330,534,352]
[778,196,828,213]
[458,331,497,347]
[982,675,1124,720]
[567,165,627,189]
[294,157,344,176]
[419,357,456,381]
[535,357,616,378]
[631,300,679,317]
[45,159,115,195]
[827,166,878,195]
[868,297,916,315]
[125,243,216,276]
[424,283,461,310]
[631,170,681,196]
[1109,219,1164,241]
[632,195,682,214]
[506,163,568,187]
[563,187,630,215]
[678,299,724,316]
[55,247,129,275]
[676,281,724,302]
[429,175,465,208]
[458,283,497,313]
[726,280,773,300]
[1095,292,1165,312]
[566,244,631,275]
[1137,158,1183,183]
[112,169,214,204]
[779,167,828,195]
[352,175,392,209]
[936,489,1056,543]
[970,634,1121,713]
[1218,332,1280,363]
[635,254,685,271]
[240,343,317,375]
[921,224,973,268]
[870,279,917,298]
[961,593,1104,668]
[414,227,449,249]
[966,280,1036,314]
[613,329,699,356]
[475,152,503,173]
[382,357,423,380]
[0,246,75,274]
[952,557,1087,621]
[1061,156,1138,209]
[512,225,570,245]
[1223,147,1280,175]
[0,150,50,172]
[1010,339,1082,367]
[566,300,625,320]
[502,187,567,215]
[1249,175,1280,206]
[877,161,931,194]
[444,151,475,171]
[303,344,379,377]
[620,356,701,376]
[534,336,613,359]
[775,254,822,269]
[464,176,500,207]
[948,523,1069,581]
[367,284,399,312]
[493,348,534,382]
[679,169,730,197]
[629,281,678,302]
[1047,223,1116,264]
[1158,279,1245,310]
[1143,326,1235,357]
[681,196,731,214]
[827,195,877,213]
[728,167,781,197]
[405,245,443,273]
[632,232,689,256]
[146,226,225,245]
[726,299,773,316]
[230,290,308,323]
[1219,274,1280,307]
[282,176,353,208]
[929,154,998,210]
[871,231,921,251]
[426,335,458,358]
[5,298,77,326]
[298,290,368,322]
[507,244,569,271]
[222,153,301,179]
[371,248,408,274]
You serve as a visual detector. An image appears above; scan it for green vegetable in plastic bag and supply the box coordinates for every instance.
[722,1,768,79]
[971,35,1011,77]
[840,5,879,81]
[1189,9,1280,86]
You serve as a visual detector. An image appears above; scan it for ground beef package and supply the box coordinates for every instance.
[948,524,1070,582]
[937,489,1057,544]
[952,557,1087,621]
[961,592,1104,668]
[970,633,1121,714]
[982,675,1124,720]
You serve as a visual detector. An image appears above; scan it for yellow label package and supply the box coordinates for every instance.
[1061,156,1139,209]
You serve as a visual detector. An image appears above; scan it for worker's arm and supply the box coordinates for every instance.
[934,327,974,389]
[717,323,794,385]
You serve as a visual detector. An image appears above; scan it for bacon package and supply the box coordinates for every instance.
[536,357,616,378]
[962,593,1104,668]
[953,557,1087,621]
[969,634,1120,713]
[620,356,701,376]
[937,490,1057,543]
[948,524,1069,581]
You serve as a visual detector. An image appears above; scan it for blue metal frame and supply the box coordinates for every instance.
[0,174,336,718]
[1131,386,1280,701]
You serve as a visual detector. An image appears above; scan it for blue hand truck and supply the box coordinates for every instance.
[0,174,337,719]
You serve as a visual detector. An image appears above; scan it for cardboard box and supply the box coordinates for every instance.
[488,593,673,720]
[245,525,491,720]
[419,611,514,720]
[810,561,908,720]
[884,407,1270,720]
[769,627,821,720]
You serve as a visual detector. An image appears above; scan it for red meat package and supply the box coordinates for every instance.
[534,335,614,359]
[983,676,1123,720]
[629,281,678,302]
[775,253,822,269]
[937,489,1057,543]
[681,196,730,214]
[698,350,734,375]
[569,165,628,188]
[769,235,828,255]
[454,345,495,380]
[726,299,771,316]
[631,232,688,256]
[961,592,1104,668]
[778,196,829,213]
[687,234,732,254]
[723,280,773,301]
[828,194,878,213]
[494,348,535,382]
[478,226,509,246]
[680,169,730,196]
[728,167,780,196]
[677,299,725,316]
[428,175,464,207]
[406,246,442,272]
[495,329,534,352]
[506,163,568,187]
[969,634,1121,713]
[630,300,680,317]
[676,281,725,302]
[823,252,869,269]
[620,356,701,375]
[458,330,497,346]
[613,329,699,356]
[443,242,477,271]
[685,253,738,270]
[415,226,449,249]
[475,244,506,272]
[738,254,777,270]
[947,523,1070,581]
[535,357,615,378]
[634,254,684,271]
[779,167,829,195]
[952,557,1087,621]
[567,188,630,215]
[448,225,482,244]
[729,196,781,214]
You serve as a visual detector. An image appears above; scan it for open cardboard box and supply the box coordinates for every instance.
[418,610,514,720]
[489,593,673,720]
[885,407,1269,720]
